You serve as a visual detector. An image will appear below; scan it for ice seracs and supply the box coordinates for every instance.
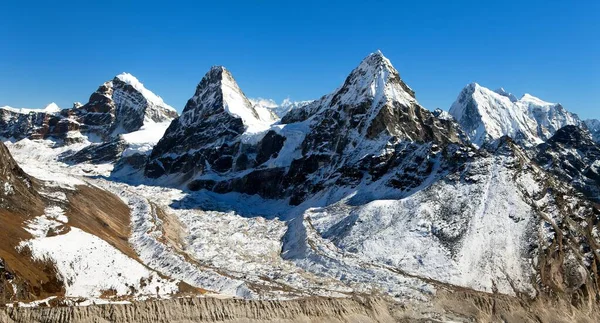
[449,82,582,147]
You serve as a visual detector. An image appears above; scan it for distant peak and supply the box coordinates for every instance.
[43,102,61,113]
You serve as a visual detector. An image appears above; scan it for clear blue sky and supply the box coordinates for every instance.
[1,1,598,119]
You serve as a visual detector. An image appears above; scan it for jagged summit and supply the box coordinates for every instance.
[449,83,581,147]
[115,72,176,113]
[179,66,275,131]
[334,50,416,106]
[74,72,178,139]
[146,65,276,178]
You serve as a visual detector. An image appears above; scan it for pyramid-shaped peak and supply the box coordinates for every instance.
[195,66,240,91]
[333,51,416,105]
[182,66,275,131]
[357,50,396,72]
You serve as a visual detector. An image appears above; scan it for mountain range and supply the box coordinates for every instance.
[1,51,599,322]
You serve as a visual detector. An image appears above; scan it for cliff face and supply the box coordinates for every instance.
[0,297,395,323]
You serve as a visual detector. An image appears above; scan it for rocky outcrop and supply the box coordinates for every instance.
[73,73,177,140]
[535,125,600,203]
[0,108,80,143]
[61,139,128,165]
[0,142,38,210]
[0,297,394,323]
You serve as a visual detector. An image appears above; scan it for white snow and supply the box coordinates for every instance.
[0,102,61,115]
[20,227,179,298]
[121,121,172,157]
[449,83,582,146]
[23,206,68,239]
[219,69,275,133]
[249,97,314,119]
[116,73,176,113]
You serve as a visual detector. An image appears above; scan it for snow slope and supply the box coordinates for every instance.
[20,225,179,298]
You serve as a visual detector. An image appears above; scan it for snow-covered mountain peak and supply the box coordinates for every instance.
[43,102,61,113]
[328,51,416,111]
[114,72,176,113]
[0,102,62,115]
[450,83,582,147]
[181,66,275,131]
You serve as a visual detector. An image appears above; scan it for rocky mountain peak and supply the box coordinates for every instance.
[332,51,416,107]
[75,73,178,139]
[179,66,273,131]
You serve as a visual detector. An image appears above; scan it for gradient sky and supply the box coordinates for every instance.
[1,0,598,119]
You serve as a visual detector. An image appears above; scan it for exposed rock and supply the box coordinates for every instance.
[73,74,177,140]
[535,125,600,203]
[146,66,273,179]
[1,297,395,323]
[1,74,177,146]
[60,139,128,165]
[147,52,466,205]
[0,108,80,143]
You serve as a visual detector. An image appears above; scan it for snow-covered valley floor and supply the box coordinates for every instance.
[4,139,437,304]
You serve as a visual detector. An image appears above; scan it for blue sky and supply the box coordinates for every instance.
[1,1,598,118]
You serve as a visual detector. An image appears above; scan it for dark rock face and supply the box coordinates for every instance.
[0,109,80,142]
[1,74,177,146]
[535,125,600,203]
[61,139,128,165]
[147,53,468,205]
[146,66,264,179]
[73,76,177,140]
